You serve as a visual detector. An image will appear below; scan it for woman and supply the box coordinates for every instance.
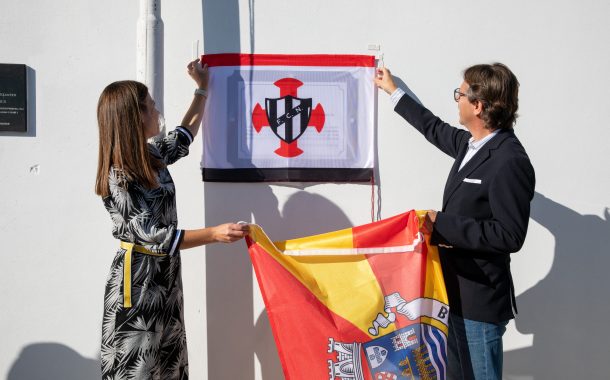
[95,59,248,379]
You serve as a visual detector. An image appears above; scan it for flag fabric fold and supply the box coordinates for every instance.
[200,53,375,182]
[246,210,449,380]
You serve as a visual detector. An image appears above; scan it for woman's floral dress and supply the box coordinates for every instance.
[100,126,194,380]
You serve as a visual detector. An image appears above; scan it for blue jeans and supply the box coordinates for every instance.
[447,313,508,380]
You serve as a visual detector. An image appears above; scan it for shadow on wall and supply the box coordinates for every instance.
[252,191,354,379]
[201,0,252,378]
[8,343,99,380]
[205,183,355,380]
[201,2,363,378]
[504,192,610,379]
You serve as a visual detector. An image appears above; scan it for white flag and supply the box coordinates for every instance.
[200,54,375,182]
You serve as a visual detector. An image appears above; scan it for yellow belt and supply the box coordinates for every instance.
[120,241,165,308]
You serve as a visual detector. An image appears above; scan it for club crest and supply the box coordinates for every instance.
[264,96,312,144]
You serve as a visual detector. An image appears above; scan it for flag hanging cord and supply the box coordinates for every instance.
[370,174,375,223]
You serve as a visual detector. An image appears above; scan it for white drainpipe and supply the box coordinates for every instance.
[137,0,164,133]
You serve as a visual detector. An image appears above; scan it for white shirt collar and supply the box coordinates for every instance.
[468,129,500,150]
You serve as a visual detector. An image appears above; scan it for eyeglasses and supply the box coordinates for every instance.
[454,88,467,102]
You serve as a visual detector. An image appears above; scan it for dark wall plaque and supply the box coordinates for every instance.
[0,64,27,132]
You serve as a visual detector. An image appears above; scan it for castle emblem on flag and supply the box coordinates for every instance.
[391,328,419,351]
[252,78,325,157]
[327,337,364,380]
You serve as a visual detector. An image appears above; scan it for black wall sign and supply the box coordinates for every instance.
[0,64,27,132]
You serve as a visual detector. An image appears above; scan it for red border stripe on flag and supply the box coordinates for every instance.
[201,53,376,67]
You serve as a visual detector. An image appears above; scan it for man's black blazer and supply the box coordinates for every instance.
[395,93,535,323]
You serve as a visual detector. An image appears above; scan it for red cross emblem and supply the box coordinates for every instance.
[252,78,325,157]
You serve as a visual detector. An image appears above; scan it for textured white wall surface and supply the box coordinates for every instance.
[1,1,608,379]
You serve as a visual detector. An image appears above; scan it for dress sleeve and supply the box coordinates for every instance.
[150,126,194,165]
[104,170,185,256]
[124,201,185,256]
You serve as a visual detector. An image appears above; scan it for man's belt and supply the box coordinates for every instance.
[120,241,166,308]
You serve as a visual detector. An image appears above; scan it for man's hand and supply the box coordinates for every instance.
[212,223,250,243]
[374,67,398,95]
[422,210,437,235]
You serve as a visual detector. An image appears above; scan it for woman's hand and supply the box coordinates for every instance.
[181,223,250,249]
[374,67,398,95]
[187,59,208,90]
[211,223,250,243]
[181,59,209,137]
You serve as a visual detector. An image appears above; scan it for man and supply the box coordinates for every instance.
[375,63,535,380]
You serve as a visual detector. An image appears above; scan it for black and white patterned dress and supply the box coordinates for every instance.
[101,127,194,380]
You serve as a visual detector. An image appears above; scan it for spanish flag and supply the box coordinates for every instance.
[246,210,449,380]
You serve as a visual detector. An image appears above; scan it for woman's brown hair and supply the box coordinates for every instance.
[95,80,163,197]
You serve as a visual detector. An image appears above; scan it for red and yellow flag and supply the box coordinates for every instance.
[246,210,449,380]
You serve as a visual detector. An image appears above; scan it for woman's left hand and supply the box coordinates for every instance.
[212,223,250,243]
[187,59,208,90]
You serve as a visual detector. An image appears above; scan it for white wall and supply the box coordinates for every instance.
[1,0,608,379]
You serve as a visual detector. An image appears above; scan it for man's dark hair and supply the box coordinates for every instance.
[464,63,519,130]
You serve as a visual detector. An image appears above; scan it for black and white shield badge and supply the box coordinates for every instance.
[265,96,312,143]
